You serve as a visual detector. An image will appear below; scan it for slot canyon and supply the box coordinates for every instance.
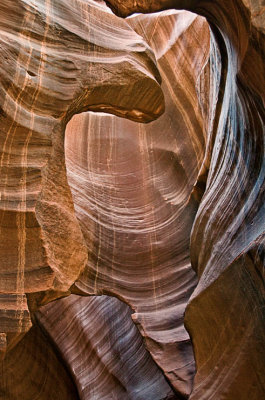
[0,1,264,399]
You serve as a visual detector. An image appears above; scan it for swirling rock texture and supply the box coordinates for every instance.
[1,294,176,399]
[0,0,163,354]
[0,1,264,400]
[65,10,210,398]
[105,0,265,399]
[36,295,175,400]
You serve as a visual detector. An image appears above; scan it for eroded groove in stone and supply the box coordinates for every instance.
[0,0,164,353]
[105,1,265,399]
[65,11,210,398]
[0,0,264,398]
[37,295,177,400]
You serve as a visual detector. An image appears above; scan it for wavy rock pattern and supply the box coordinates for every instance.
[37,295,176,400]
[0,0,163,353]
[65,11,210,398]
[0,0,264,399]
[106,1,265,399]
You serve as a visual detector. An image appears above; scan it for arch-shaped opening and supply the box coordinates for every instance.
[64,9,211,398]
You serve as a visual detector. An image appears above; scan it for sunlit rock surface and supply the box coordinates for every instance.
[65,11,210,398]
[106,1,265,399]
[0,0,264,399]
[0,0,163,354]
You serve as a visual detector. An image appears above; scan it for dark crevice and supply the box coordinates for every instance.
[34,316,81,400]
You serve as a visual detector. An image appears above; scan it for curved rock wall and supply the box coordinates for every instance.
[105,1,265,399]
[37,295,176,400]
[0,323,79,399]
[0,0,264,399]
[0,0,163,354]
[65,11,210,398]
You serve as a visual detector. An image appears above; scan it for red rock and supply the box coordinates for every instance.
[106,1,265,399]
[65,11,210,398]
[0,0,264,398]
[0,324,79,399]
[37,295,176,400]
[0,0,164,353]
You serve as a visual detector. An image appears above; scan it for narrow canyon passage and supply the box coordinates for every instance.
[0,1,264,399]
[63,10,210,399]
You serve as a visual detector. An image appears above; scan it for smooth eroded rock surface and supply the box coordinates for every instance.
[37,295,176,400]
[106,1,265,399]
[0,0,264,399]
[66,10,210,398]
[0,0,163,353]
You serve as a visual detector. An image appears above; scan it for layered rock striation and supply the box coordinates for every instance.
[65,11,210,398]
[37,295,176,400]
[0,0,264,399]
[106,1,265,399]
[0,0,163,354]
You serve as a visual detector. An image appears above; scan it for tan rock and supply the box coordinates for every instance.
[0,0,163,353]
